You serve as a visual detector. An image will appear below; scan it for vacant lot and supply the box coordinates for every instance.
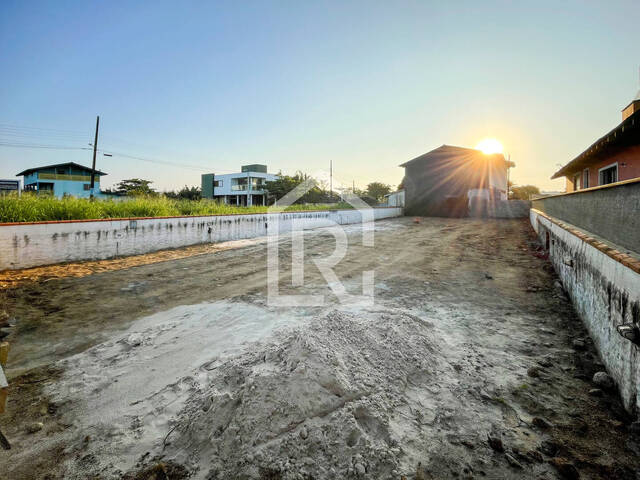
[0,217,638,479]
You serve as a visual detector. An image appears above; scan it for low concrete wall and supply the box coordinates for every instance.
[0,207,402,270]
[530,208,640,414]
[531,178,640,253]
[468,199,530,218]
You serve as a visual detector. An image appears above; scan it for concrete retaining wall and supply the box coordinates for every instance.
[468,199,530,218]
[0,207,402,270]
[530,208,640,414]
[531,178,640,254]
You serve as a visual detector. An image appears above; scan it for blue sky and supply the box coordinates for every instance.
[1,0,639,191]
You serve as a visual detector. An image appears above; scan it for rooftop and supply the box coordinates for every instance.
[400,144,506,168]
[16,162,107,177]
[552,108,640,179]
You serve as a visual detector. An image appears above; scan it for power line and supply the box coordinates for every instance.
[99,149,235,172]
[0,123,91,135]
[0,142,90,150]
[0,121,240,174]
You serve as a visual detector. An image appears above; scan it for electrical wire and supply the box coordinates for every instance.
[0,122,239,174]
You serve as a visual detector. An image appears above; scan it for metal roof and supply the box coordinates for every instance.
[16,162,107,177]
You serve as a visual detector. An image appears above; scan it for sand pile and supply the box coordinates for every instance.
[48,302,441,479]
[166,309,440,479]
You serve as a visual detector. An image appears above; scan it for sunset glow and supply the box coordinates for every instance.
[475,138,504,155]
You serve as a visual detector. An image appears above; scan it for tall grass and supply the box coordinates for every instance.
[0,193,354,223]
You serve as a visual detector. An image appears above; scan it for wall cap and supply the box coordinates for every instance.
[0,206,400,227]
[531,208,640,274]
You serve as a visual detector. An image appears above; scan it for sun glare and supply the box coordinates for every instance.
[475,138,504,154]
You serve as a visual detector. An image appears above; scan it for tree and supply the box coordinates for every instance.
[511,184,540,201]
[114,179,156,196]
[265,172,339,205]
[165,185,201,200]
[365,182,392,201]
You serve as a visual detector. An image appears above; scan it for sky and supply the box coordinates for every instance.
[1,0,639,192]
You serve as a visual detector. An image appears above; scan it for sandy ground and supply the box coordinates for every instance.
[0,217,638,479]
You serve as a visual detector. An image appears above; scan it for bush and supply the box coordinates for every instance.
[0,193,358,223]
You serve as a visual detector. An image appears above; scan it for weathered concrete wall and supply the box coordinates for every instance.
[531,179,640,253]
[0,207,402,270]
[468,199,530,218]
[530,208,640,414]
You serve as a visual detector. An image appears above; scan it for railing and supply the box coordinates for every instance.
[38,173,98,182]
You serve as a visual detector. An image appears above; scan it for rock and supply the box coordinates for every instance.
[628,421,640,434]
[299,426,308,440]
[532,417,553,429]
[551,457,580,479]
[588,388,603,397]
[26,422,44,434]
[485,273,493,280]
[487,434,504,452]
[539,440,559,456]
[572,339,586,350]
[354,462,365,476]
[527,367,541,378]
[460,439,475,449]
[0,329,9,340]
[538,357,553,368]
[505,453,523,469]
[592,371,614,390]
[527,449,544,463]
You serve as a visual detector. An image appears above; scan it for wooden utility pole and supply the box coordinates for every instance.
[90,115,100,199]
[507,154,511,200]
[330,160,333,198]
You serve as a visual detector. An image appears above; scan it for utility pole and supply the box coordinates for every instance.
[353,180,355,194]
[90,115,100,199]
[506,154,511,200]
[330,160,333,198]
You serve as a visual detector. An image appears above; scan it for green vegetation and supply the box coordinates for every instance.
[265,172,341,204]
[508,183,540,201]
[0,193,354,223]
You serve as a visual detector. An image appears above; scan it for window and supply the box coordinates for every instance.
[583,169,589,189]
[84,184,91,191]
[231,177,248,191]
[213,180,223,187]
[599,163,618,186]
[573,173,581,190]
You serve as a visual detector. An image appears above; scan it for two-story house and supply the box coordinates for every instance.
[552,91,640,191]
[17,162,108,198]
[201,164,279,206]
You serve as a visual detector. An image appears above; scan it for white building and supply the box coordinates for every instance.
[383,190,405,207]
[201,164,279,206]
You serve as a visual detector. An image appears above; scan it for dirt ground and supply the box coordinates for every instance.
[0,217,638,479]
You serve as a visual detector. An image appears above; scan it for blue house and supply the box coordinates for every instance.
[17,162,108,198]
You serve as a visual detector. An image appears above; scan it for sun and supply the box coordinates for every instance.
[475,138,504,154]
